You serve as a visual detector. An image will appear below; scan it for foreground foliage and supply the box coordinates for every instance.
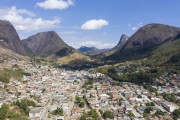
[0,104,28,120]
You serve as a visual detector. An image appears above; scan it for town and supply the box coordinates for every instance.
[0,59,180,120]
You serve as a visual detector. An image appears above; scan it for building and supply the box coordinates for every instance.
[29,107,45,120]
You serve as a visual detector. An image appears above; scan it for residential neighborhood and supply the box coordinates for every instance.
[0,60,180,120]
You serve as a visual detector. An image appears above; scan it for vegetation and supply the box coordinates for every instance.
[0,104,28,120]
[155,110,164,116]
[147,38,180,74]
[128,111,135,118]
[99,39,180,85]
[14,99,36,114]
[144,107,153,114]
[75,96,85,108]
[79,109,100,120]
[143,85,157,93]
[0,73,10,83]
[146,102,155,106]
[102,110,114,119]
[0,67,31,83]
[173,108,180,120]
[51,107,63,116]
[161,93,180,105]
[99,65,156,84]
[57,52,90,64]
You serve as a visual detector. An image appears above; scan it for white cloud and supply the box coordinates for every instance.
[131,27,138,31]
[81,19,109,30]
[128,22,143,31]
[0,6,60,31]
[36,0,74,10]
[78,41,114,49]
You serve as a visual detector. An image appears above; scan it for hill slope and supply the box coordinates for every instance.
[0,46,27,61]
[99,36,180,84]
[0,20,26,55]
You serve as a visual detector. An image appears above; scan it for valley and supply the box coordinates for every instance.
[0,8,180,120]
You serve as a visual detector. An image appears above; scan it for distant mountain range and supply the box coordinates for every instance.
[78,46,98,53]
[78,46,110,55]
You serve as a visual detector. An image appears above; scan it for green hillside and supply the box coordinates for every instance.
[99,38,180,84]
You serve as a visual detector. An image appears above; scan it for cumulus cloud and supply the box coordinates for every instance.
[81,19,109,30]
[36,0,74,10]
[0,6,60,31]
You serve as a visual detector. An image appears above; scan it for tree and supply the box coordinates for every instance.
[128,111,134,118]
[15,99,36,114]
[76,96,82,103]
[80,114,86,120]
[79,102,85,108]
[155,110,164,116]
[52,107,63,116]
[146,102,155,106]
[103,111,114,119]
[144,107,153,114]
[173,108,180,119]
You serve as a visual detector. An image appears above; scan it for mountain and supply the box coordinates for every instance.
[22,31,75,57]
[105,23,180,61]
[95,34,129,59]
[0,20,26,55]
[112,34,129,51]
[78,46,98,54]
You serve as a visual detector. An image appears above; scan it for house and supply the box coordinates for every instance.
[126,104,133,111]
[111,92,121,100]
[56,116,65,120]
[161,102,177,112]
[49,105,58,112]
[99,94,110,99]
[72,108,84,116]
[29,107,45,120]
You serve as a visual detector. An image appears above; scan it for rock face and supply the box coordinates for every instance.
[0,20,26,55]
[112,34,129,51]
[123,23,180,50]
[22,31,74,57]
[106,23,180,61]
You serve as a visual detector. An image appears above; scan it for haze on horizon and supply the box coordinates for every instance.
[0,0,179,49]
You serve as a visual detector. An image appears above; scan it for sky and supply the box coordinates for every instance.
[0,0,180,49]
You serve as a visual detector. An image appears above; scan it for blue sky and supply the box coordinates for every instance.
[0,0,180,49]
